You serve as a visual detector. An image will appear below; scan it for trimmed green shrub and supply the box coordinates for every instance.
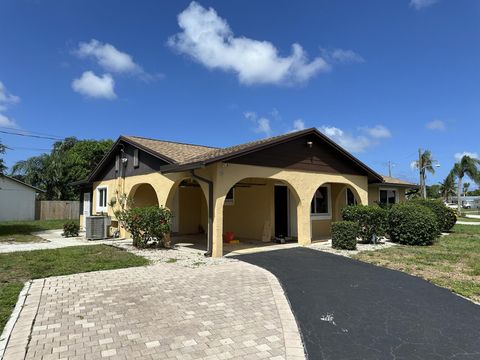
[388,204,440,245]
[62,221,80,237]
[331,221,359,250]
[409,198,456,232]
[341,205,388,243]
[115,206,172,248]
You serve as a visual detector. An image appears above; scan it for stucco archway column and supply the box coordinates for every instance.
[211,193,225,258]
[296,199,312,246]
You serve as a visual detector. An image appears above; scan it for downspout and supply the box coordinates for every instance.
[190,170,213,257]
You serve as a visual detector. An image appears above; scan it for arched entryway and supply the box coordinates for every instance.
[310,182,362,240]
[165,178,208,250]
[222,177,299,254]
[129,183,159,208]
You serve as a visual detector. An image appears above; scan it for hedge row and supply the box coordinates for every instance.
[334,199,455,247]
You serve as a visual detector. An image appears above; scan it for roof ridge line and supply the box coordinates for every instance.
[123,135,219,149]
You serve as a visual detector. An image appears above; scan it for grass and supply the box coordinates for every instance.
[457,217,480,223]
[0,219,69,243]
[0,245,149,333]
[353,224,480,302]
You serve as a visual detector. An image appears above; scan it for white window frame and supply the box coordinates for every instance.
[311,184,332,220]
[224,187,235,206]
[378,187,399,205]
[96,185,108,213]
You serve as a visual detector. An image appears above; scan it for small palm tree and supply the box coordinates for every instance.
[450,156,480,212]
[463,182,470,196]
[413,150,437,198]
[439,174,456,203]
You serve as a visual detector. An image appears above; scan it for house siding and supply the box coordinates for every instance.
[0,177,37,221]
[227,135,368,177]
[94,142,168,182]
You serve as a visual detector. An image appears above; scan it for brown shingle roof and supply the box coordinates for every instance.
[381,175,418,187]
[122,135,217,164]
[178,129,312,165]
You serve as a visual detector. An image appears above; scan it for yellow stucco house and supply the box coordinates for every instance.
[77,128,416,257]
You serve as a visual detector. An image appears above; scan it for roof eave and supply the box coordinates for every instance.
[160,162,206,174]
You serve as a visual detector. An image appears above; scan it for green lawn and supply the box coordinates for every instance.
[0,219,69,243]
[0,245,148,333]
[354,224,480,302]
[457,217,480,223]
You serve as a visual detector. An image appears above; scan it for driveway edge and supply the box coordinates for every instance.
[263,270,307,360]
[2,279,44,360]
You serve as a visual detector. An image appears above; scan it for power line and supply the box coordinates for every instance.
[0,126,63,139]
[4,145,52,151]
[0,129,62,140]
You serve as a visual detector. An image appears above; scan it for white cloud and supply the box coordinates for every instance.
[454,152,479,161]
[292,119,305,131]
[426,119,446,131]
[323,49,365,64]
[74,39,141,74]
[168,2,330,85]
[244,111,272,137]
[319,124,391,153]
[361,125,391,139]
[0,81,20,112]
[0,113,18,128]
[410,0,438,10]
[71,71,116,99]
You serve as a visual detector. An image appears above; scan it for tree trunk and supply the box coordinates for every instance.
[458,177,462,213]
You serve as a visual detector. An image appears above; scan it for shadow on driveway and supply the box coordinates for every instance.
[236,247,480,360]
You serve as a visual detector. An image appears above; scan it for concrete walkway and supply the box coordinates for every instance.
[456,220,480,225]
[2,261,305,360]
[0,230,131,253]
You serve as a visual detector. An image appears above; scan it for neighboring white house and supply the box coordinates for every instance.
[0,175,44,222]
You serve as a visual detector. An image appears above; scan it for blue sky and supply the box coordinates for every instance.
[0,0,479,187]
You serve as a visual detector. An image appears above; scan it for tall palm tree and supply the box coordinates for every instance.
[413,149,437,198]
[450,156,480,212]
[439,174,456,203]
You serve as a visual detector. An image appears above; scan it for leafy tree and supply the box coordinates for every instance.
[426,184,442,199]
[467,189,480,196]
[11,137,113,200]
[463,182,470,197]
[439,173,456,203]
[0,140,6,174]
[413,150,437,198]
[450,155,480,212]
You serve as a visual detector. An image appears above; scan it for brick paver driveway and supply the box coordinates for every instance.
[3,262,304,360]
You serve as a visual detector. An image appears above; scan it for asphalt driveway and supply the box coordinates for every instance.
[236,247,480,360]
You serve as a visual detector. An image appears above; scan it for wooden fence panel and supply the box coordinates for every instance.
[35,201,80,220]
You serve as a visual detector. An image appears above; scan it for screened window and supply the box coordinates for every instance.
[311,186,330,218]
[379,189,397,205]
[97,187,108,212]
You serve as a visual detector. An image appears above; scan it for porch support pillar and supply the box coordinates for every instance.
[296,199,312,246]
[211,195,224,258]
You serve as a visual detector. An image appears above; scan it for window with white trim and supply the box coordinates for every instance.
[311,185,331,219]
[379,189,397,205]
[224,188,235,206]
[96,186,108,212]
